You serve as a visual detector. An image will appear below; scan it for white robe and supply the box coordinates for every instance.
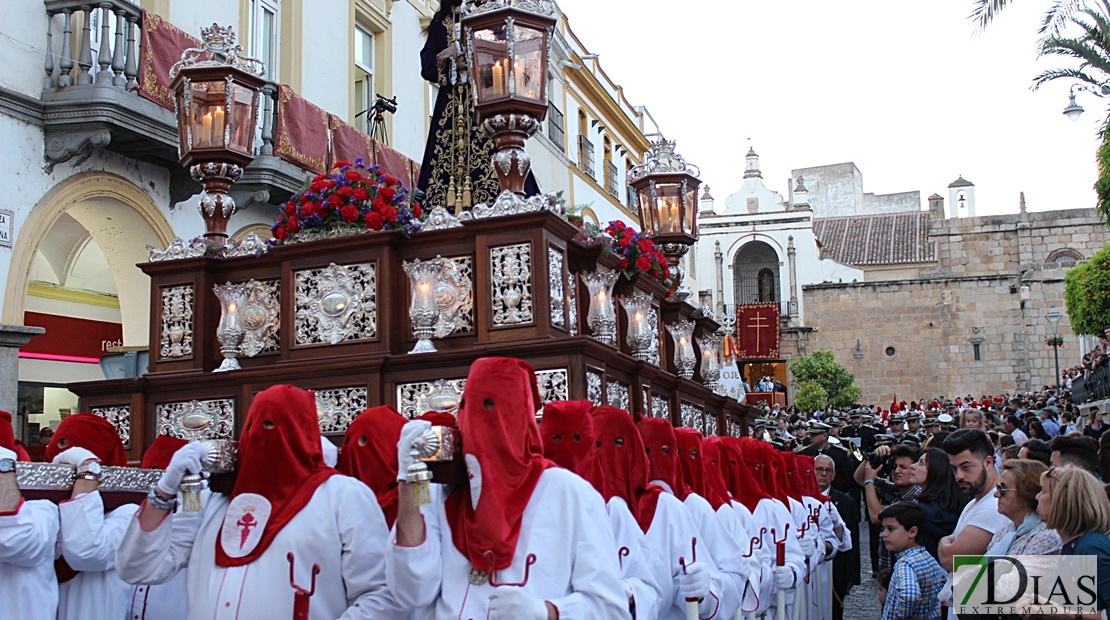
[607,496,666,620]
[124,505,204,620]
[116,475,403,620]
[57,491,139,620]
[0,499,59,620]
[736,497,805,616]
[387,468,630,619]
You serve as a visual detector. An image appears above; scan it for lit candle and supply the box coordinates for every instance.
[416,280,435,311]
[597,289,613,318]
[492,61,504,96]
[211,106,225,145]
[201,112,213,147]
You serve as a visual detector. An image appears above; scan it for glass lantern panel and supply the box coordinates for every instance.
[229,83,256,154]
[512,25,544,102]
[684,183,699,234]
[636,185,656,235]
[174,87,190,154]
[189,80,226,149]
[473,27,509,102]
[655,183,684,234]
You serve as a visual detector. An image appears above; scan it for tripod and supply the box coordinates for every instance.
[369,109,389,146]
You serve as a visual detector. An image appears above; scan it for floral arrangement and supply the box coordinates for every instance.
[271,158,422,242]
[604,220,672,285]
[1045,335,1064,347]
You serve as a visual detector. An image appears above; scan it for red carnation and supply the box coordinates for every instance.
[378,187,396,202]
[364,211,384,230]
[383,175,397,186]
[287,217,301,233]
[323,179,337,189]
[371,197,387,211]
[337,185,355,197]
[273,225,287,240]
[328,194,344,207]
[284,202,297,217]
[310,182,325,194]
[353,187,370,201]
[312,174,326,183]
[345,171,361,182]
[334,160,352,169]
[618,236,631,249]
[413,203,423,218]
[637,238,655,253]
[636,256,652,271]
[617,258,629,270]
[340,205,360,222]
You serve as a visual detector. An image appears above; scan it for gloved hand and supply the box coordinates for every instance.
[773,566,795,590]
[156,442,209,496]
[396,420,431,483]
[798,535,817,556]
[679,561,712,600]
[0,446,16,462]
[51,447,98,468]
[488,586,549,620]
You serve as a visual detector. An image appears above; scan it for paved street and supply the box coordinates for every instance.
[842,518,883,619]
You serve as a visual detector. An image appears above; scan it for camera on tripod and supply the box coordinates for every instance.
[373,94,398,115]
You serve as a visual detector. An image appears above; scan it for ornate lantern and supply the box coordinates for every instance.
[212,282,247,372]
[697,332,724,390]
[169,24,266,248]
[462,0,555,201]
[619,291,654,361]
[581,269,618,346]
[667,320,696,379]
[628,140,702,301]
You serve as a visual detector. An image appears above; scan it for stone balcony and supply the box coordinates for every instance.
[0,1,309,207]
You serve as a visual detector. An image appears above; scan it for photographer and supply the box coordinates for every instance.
[854,442,922,572]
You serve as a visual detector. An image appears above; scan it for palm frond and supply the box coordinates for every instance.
[1031,66,1101,89]
[970,0,1013,30]
[1040,0,1093,36]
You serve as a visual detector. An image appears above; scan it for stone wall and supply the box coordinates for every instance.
[800,206,1110,404]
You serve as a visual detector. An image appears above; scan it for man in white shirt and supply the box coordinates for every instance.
[0,413,59,620]
[938,429,1010,616]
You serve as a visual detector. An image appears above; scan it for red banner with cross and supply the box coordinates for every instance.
[735,303,780,360]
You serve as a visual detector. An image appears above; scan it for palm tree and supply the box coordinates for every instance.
[970,0,1091,35]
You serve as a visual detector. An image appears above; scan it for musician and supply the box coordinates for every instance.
[797,423,855,496]
[840,409,878,454]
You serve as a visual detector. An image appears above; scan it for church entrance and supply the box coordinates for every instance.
[733,241,781,305]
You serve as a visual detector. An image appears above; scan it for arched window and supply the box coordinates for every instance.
[1045,248,1084,269]
[733,241,781,307]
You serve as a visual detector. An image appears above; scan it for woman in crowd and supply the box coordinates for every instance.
[1038,465,1110,615]
[986,459,1060,555]
[1027,419,1046,441]
[907,447,966,560]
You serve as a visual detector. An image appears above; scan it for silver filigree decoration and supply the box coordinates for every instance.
[315,386,368,434]
[535,369,569,408]
[491,243,533,326]
[421,205,464,231]
[157,398,235,440]
[435,257,473,337]
[451,257,475,334]
[160,285,194,358]
[91,405,131,449]
[462,0,558,18]
[628,139,702,183]
[239,280,280,357]
[169,23,265,79]
[586,368,603,405]
[289,226,375,244]
[17,463,162,493]
[295,263,377,345]
[567,269,578,336]
[652,394,670,420]
[681,402,705,434]
[647,305,660,366]
[606,381,630,411]
[705,411,718,437]
[149,237,207,262]
[397,378,467,419]
[549,248,565,328]
[643,386,651,413]
[459,190,565,221]
[220,232,270,258]
[729,419,742,438]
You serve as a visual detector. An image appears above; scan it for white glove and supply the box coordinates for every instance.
[798,536,817,556]
[397,420,431,483]
[679,561,712,600]
[488,586,549,620]
[52,447,98,467]
[773,565,795,590]
[0,446,16,462]
[156,442,209,496]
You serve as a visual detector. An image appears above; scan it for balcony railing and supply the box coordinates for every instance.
[546,102,565,154]
[578,134,594,178]
[605,160,619,198]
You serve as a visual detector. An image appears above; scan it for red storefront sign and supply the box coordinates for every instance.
[20,311,124,363]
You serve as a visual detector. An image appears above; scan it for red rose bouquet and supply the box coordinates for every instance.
[604,220,675,290]
[271,158,422,242]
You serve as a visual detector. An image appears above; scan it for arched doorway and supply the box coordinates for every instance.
[733,241,780,305]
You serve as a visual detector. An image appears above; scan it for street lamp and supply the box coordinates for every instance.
[1062,82,1110,121]
[1045,306,1063,397]
[628,140,702,302]
[169,24,265,249]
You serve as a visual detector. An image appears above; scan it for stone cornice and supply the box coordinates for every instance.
[0,85,46,125]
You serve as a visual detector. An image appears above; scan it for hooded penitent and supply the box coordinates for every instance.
[45,413,128,466]
[721,438,772,512]
[445,357,554,573]
[0,410,29,461]
[777,452,802,504]
[216,385,337,567]
[540,399,606,496]
[675,428,716,506]
[637,417,682,499]
[737,438,788,506]
[795,455,829,503]
[592,405,663,534]
[140,434,189,470]
[337,405,406,529]
[700,437,737,509]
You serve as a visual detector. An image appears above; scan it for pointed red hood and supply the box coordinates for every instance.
[675,428,711,505]
[338,405,406,529]
[728,438,773,511]
[637,417,682,499]
[699,437,733,509]
[540,399,606,496]
[780,452,804,503]
[593,404,663,533]
[140,435,188,469]
[46,413,127,466]
[796,455,829,503]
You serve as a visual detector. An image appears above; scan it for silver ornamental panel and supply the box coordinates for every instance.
[448,257,475,334]
[643,386,651,413]
[535,369,569,408]
[239,280,281,357]
[681,402,705,434]
[705,411,718,437]
[548,248,565,328]
[606,381,630,411]
[90,405,131,449]
[652,394,670,420]
[315,387,368,434]
[647,306,660,367]
[567,269,578,336]
[730,419,742,438]
[16,463,162,493]
[157,398,235,440]
[397,378,467,419]
[586,368,603,405]
[295,262,377,345]
[490,243,533,326]
[160,285,194,358]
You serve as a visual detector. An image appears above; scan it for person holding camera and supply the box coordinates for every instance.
[855,441,922,572]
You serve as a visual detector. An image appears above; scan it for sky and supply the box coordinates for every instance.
[554,0,1105,216]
